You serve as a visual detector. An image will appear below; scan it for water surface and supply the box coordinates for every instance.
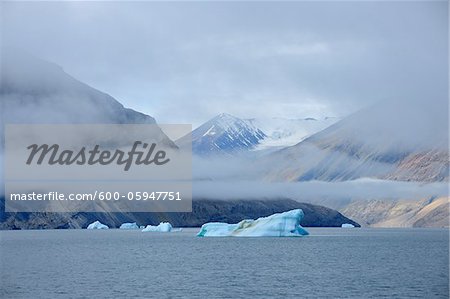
[0,228,448,298]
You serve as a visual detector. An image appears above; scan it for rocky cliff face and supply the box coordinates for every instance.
[340,197,449,227]
[382,150,449,182]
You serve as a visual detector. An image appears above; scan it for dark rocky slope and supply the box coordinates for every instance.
[0,198,359,229]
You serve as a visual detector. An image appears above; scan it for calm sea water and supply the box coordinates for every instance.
[0,228,448,298]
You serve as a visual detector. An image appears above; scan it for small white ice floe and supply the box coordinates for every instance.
[141,222,173,232]
[119,222,139,229]
[87,221,109,230]
[341,223,355,228]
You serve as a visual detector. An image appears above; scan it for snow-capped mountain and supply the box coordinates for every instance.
[181,113,266,155]
[181,114,339,155]
[248,117,339,150]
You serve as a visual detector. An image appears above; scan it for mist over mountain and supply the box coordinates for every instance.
[0,51,365,229]
[0,49,447,229]
[249,116,339,150]
[0,49,176,151]
[1,49,162,125]
[0,49,177,198]
[263,97,448,183]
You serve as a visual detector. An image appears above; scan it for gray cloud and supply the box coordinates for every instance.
[1,1,447,127]
[192,179,448,204]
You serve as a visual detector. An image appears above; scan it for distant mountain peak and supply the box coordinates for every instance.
[187,113,266,155]
[209,113,249,131]
[216,112,235,119]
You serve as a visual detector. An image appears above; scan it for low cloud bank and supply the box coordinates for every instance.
[193,179,448,202]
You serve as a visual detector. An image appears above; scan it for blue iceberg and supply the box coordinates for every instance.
[86,221,109,230]
[119,222,139,229]
[197,209,309,237]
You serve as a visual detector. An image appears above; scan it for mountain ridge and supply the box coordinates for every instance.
[1,49,177,150]
[264,99,449,183]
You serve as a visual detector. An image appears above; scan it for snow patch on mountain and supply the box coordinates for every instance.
[249,117,339,150]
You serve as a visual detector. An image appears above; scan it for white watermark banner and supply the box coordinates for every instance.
[5,124,192,212]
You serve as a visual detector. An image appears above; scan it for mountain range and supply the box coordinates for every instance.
[178,94,448,228]
[1,51,447,228]
[264,100,449,183]
[0,51,362,229]
[180,113,339,155]
[184,104,448,184]
[0,50,178,177]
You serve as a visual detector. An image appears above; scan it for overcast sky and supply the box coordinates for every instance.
[1,1,447,127]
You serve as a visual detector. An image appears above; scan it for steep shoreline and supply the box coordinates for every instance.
[0,198,359,229]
